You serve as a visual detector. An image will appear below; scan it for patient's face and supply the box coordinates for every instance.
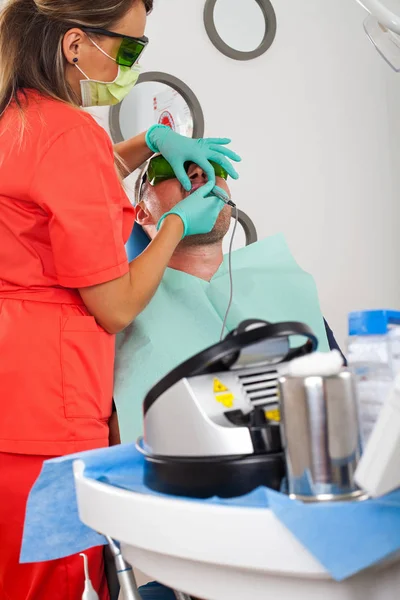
[139,163,232,245]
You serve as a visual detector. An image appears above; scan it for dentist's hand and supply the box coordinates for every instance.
[157,182,226,238]
[145,124,241,191]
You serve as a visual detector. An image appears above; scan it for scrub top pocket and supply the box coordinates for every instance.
[60,315,115,420]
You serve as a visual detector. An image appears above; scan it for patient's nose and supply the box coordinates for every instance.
[189,165,208,182]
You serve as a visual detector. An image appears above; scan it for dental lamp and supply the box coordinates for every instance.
[355,0,400,70]
[356,0,400,33]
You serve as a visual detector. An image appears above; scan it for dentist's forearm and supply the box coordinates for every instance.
[79,215,184,334]
[114,132,153,176]
[126,216,184,317]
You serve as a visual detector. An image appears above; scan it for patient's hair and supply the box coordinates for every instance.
[0,0,153,121]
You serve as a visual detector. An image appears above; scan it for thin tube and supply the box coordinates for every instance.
[220,206,239,341]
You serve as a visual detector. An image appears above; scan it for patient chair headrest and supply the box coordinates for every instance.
[126,162,152,260]
[126,222,150,261]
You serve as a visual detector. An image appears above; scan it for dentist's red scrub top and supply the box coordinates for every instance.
[0,90,135,455]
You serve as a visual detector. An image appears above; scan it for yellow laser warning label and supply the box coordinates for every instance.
[215,392,235,408]
[213,378,228,393]
[265,409,281,422]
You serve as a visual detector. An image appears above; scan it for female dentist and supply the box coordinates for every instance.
[0,0,240,598]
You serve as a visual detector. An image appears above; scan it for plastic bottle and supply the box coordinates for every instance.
[348,310,400,446]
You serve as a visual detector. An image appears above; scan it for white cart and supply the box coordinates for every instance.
[74,461,400,600]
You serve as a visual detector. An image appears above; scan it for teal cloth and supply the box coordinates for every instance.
[114,234,329,444]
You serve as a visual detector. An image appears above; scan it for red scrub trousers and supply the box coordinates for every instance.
[0,453,109,600]
[0,90,135,599]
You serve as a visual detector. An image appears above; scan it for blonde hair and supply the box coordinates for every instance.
[0,0,153,117]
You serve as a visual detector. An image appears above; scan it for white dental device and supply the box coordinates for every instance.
[355,373,400,497]
[356,0,400,34]
[80,553,99,600]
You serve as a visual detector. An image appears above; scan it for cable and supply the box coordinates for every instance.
[220,205,239,341]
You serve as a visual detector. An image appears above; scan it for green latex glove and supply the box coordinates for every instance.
[145,124,241,191]
[157,182,226,238]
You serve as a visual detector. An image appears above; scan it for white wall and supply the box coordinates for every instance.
[93,0,400,348]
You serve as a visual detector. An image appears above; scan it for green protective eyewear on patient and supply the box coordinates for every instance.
[79,26,148,67]
[147,155,229,187]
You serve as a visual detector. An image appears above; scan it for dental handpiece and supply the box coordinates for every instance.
[106,537,142,600]
[212,186,236,207]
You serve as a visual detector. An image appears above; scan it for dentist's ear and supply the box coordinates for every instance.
[62,28,86,64]
[135,201,155,226]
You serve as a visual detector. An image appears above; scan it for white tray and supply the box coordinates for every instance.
[74,461,400,600]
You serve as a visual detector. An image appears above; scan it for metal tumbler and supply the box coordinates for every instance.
[278,370,366,502]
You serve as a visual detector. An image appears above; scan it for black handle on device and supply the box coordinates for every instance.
[143,321,318,415]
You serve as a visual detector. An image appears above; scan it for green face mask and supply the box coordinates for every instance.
[76,36,141,108]
[79,64,141,107]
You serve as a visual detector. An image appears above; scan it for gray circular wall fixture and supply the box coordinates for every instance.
[109,72,205,144]
[203,0,277,61]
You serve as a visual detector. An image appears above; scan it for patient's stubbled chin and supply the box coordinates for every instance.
[179,205,231,247]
